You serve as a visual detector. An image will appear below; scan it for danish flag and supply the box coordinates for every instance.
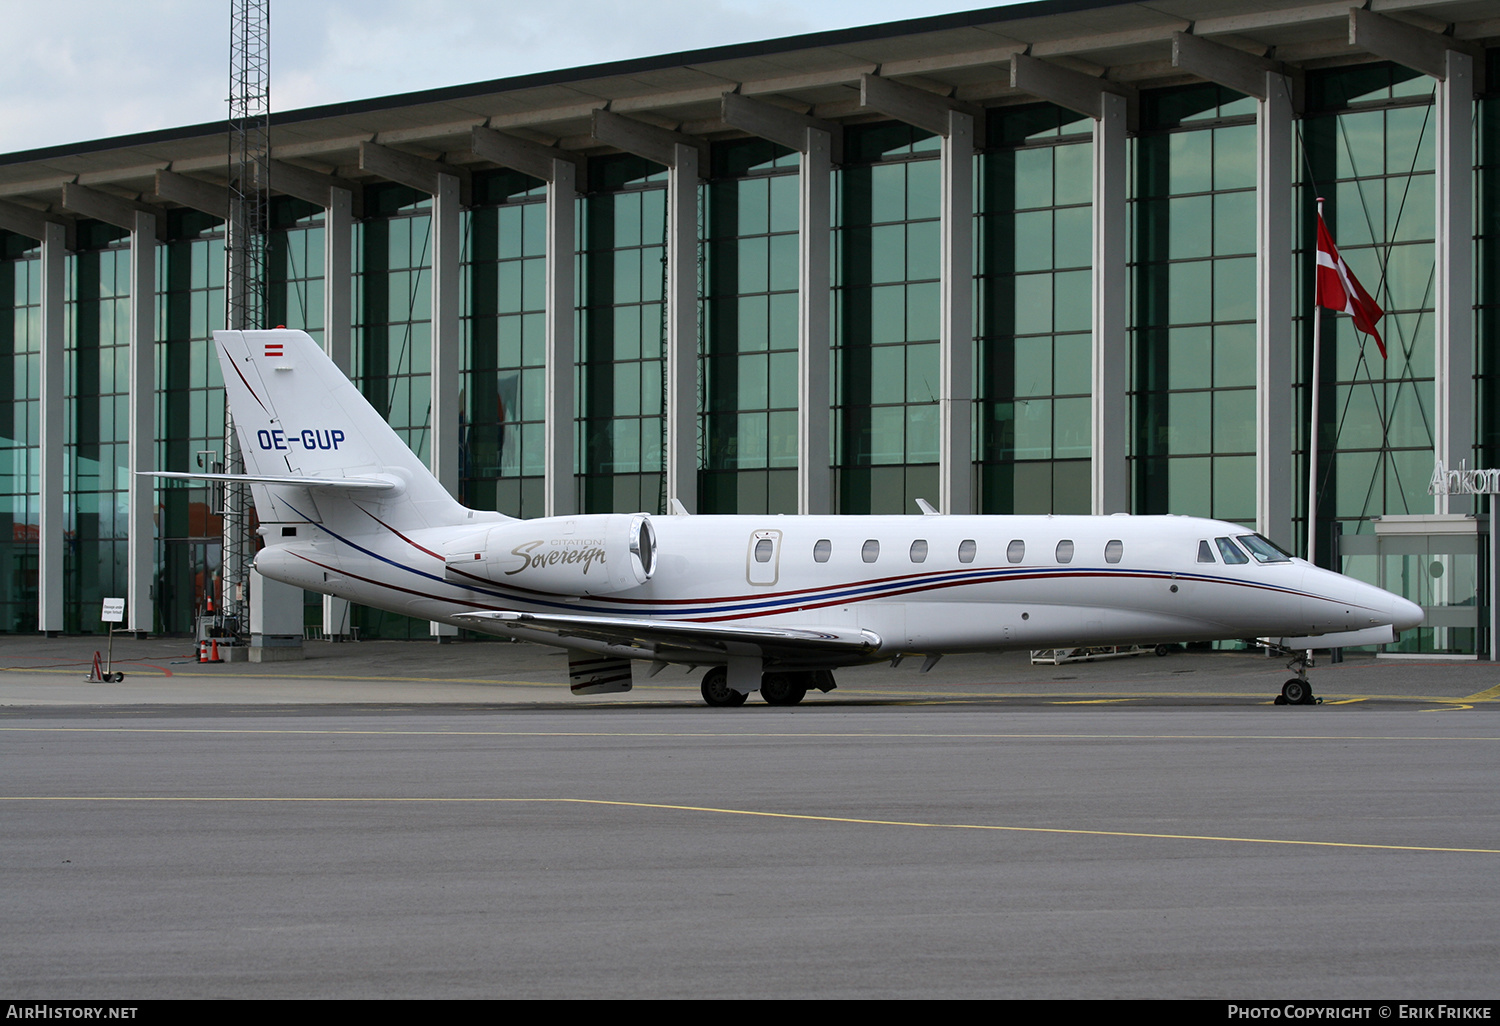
[1315,214,1386,358]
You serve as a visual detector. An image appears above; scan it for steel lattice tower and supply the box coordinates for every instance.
[222,0,270,634]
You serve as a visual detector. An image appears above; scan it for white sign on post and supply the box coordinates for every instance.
[101,598,125,624]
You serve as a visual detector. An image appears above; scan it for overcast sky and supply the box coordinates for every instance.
[2,0,1027,156]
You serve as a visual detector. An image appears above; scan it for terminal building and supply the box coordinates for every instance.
[1,0,1496,651]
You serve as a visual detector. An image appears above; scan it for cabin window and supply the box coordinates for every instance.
[1007,540,1024,563]
[1198,540,1216,563]
[958,539,977,563]
[754,539,773,563]
[1237,534,1291,564]
[909,540,928,563]
[1104,539,1123,564]
[862,539,880,563]
[813,539,832,562]
[1055,540,1074,564]
[1215,537,1249,564]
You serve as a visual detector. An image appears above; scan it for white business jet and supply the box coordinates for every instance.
[156,329,1422,707]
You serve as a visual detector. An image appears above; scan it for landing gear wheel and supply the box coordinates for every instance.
[1281,678,1314,706]
[112,672,125,682]
[1154,644,1170,657]
[701,667,747,707]
[760,672,807,706]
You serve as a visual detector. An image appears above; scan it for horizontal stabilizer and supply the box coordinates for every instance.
[1263,625,1398,650]
[457,609,882,661]
[147,471,402,492]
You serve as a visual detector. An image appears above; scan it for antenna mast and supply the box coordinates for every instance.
[222,0,270,635]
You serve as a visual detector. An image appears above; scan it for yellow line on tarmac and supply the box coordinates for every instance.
[4,726,1500,741]
[0,666,561,687]
[1462,682,1500,703]
[1,794,1495,855]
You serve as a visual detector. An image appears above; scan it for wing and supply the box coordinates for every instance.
[456,609,882,664]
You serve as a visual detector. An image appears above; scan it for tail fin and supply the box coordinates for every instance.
[215,328,471,532]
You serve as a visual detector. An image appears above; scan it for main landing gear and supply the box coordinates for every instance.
[700,667,836,708]
[1274,649,1321,706]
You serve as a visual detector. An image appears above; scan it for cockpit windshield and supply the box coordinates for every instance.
[1215,537,1249,564]
[1236,533,1294,564]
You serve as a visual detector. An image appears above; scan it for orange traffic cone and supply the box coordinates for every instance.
[208,639,223,663]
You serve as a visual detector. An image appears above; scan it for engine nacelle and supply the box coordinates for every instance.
[443,513,656,595]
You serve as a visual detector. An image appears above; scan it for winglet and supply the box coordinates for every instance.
[915,498,942,516]
[669,498,692,516]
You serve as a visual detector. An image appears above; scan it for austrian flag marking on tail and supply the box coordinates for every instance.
[264,341,284,358]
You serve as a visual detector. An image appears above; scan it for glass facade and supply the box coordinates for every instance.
[977,104,1093,514]
[64,228,134,633]
[462,171,548,518]
[1,39,1497,641]
[155,212,227,633]
[577,156,667,516]
[1301,64,1438,560]
[0,237,40,632]
[1477,49,1500,468]
[355,186,433,467]
[700,139,801,514]
[834,124,942,514]
[1130,85,1259,524]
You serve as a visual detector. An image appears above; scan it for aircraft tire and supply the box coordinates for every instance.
[701,667,747,707]
[760,673,807,706]
[1281,678,1313,705]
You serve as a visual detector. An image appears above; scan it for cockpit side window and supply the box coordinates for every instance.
[1215,537,1249,564]
[1237,534,1292,563]
[1197,540,1216,563]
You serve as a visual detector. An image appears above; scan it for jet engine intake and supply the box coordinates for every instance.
[443,513,656,595]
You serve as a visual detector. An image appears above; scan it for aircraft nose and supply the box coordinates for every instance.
[1387,593,1424,632]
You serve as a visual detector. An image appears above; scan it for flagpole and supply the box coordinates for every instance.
[1308,197,1324,567]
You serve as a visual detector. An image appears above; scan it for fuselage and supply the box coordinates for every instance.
[255,511,1423,665]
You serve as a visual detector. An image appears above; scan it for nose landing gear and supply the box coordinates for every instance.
[1275,649,1321,705]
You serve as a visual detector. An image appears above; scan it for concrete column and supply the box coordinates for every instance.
[665,143,700,513]
[939,110,975,516]
[38,222,66,634]
[1256,71,1295,547]
[1434,49,1474,516]
[323,185,353,637]
[1092,92,1128,515]
[545,159,578,517]
[430,172,461,639]
[430,172,461,496]
[324,186,353,373]
[798,129,833,514]
[126,210,156,635]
